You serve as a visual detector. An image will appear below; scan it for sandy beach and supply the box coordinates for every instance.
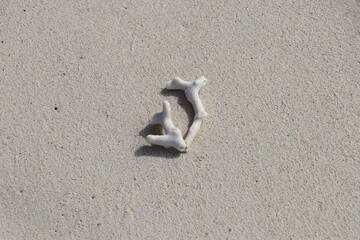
[1,0,359,239]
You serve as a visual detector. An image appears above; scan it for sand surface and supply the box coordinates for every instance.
[1,0,359,239]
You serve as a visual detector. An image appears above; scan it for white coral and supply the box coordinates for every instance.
[166,76,208,147]
[145,76,208,152]
[146,101,187,152]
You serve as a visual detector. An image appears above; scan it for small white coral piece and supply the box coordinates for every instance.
[146,101,187,152]
[166,76,208,147]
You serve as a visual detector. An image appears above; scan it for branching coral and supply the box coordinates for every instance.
[166,76,208,146]
[146,101,187,152]
[145,76,208,152]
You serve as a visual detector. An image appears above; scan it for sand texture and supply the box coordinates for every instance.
[1,0,359,239]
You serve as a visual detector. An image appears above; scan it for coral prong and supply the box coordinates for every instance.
[166,76,208,148]
[146,101,187,152]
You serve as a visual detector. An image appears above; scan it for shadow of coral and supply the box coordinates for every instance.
[139,124,162,138]
[134,145,180,158]
[160,88,194,129]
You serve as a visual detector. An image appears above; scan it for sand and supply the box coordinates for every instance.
[1,0,359,239]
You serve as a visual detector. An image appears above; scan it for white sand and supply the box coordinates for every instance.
[1,0,359,239]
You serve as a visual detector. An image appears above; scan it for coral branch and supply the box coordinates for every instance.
[166,76,208,147]
[146,101,187,152]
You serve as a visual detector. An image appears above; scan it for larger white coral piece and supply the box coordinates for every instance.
[166,76,208,147]
[146,101,187,152]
